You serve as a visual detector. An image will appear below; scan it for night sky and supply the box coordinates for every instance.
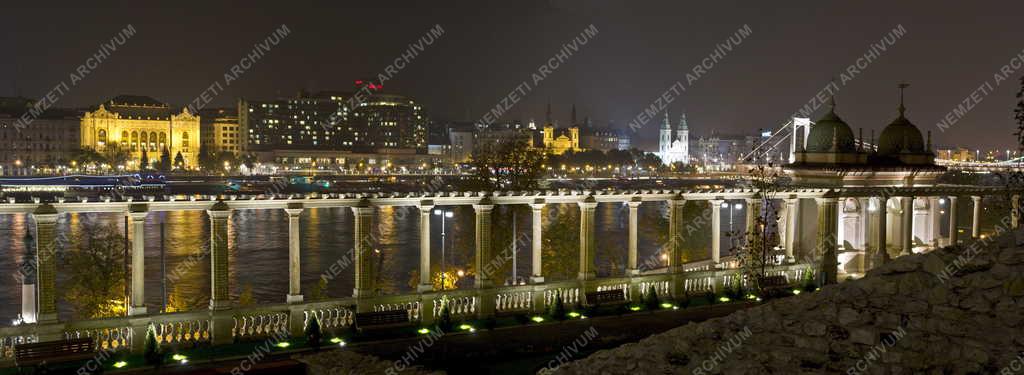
[3,1,1022,150]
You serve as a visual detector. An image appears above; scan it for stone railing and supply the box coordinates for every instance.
[494,286,533,313]
[232,307,289,340]
[63,317,134,351]
[302,299,356,331]
[0,261,814,363]
[431,290,477,319]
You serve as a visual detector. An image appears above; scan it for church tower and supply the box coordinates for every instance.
[659,111,672,155]
[677,112,690,164]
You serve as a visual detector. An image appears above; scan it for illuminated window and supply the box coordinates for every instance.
[131,131,138,151]
[159,132,167,148]
[121,131,128,147]
[97,129,107,145]
[182,132,189,149]
[149,132,157,150]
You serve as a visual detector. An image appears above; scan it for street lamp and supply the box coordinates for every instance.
[433,208,454,291]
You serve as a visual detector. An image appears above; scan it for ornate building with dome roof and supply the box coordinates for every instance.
[779,84,958,282]
[81,95,200,168]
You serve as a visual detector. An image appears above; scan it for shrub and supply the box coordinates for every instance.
[549,295,567,321]
[677,291,691,308]
[143,324,163,367]
[704,290,717,305]
[306,316,323,351]
[483,317,497,330]
[438,302,453,333]
[643,286,661,310]
[801,270,817,292]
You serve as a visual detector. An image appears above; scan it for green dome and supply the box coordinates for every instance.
[805,109,857,153]
[878,114,924,155]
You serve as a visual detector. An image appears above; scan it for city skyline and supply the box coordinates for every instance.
[2,1,1022,151]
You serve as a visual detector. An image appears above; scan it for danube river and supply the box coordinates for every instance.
[0,201,730,322]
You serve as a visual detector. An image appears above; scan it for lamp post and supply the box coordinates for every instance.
[433,208,454,291]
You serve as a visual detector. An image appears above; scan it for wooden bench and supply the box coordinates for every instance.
[585,289,627,306]
[354,309,410,331]
[15,338,96,372]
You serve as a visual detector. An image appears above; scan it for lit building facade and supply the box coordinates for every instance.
[657,111,689,164]
[200,108,241,154]
[241,84,427,153]
[0,97,80,174]
[80,95,200,167]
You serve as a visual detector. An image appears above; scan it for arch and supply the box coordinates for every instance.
[149,132,157,150]
[121,131,128,147]
[131,131,138,151]
[182,132,190,149]
[97,129,107,145]
[842,197,860,213]
[140,132,148,147]
[159,132,167,149]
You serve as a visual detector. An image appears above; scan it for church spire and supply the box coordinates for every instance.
[661,110,671,130]
[677,112,688,131]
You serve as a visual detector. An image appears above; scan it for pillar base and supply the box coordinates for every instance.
[784,255,796,264]
[530,276,545,284]
[900,248,913,257]
[417,284,434,293]
[209,299,231,311]
[626,268,641,276]
[577,272,596,281]
[286,294,304,304]
[128,306,148,316]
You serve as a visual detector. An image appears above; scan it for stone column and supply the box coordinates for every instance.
[626,199,642,276]
[815,197,839,285]
[972,196,981,238]
[710,199,724,264]
[928,197,942,246]
[948,196,959,245]
[352,202,375,301]
[784,198,799,263]
[417,202,434,292]
[901,196,914,256]
[127,208,149,315]
[874,197,890,266]
[578,197,598,280]
[31,204,59,324]
[666,197,685,271]
[207,201,231,311]
[473,199,495,288]
[530,200,545,283]
[1012,194,1021,229]
[285,205,304,303]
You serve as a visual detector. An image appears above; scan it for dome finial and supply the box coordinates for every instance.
[898,83,910,117]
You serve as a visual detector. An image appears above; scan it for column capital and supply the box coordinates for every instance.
[206,209,231,219]
[948,196,958,202]
[971,195,982,203]
[627,199,642,208]
[531,198,546,210]
[473,203,495,212]
[352,200,374,215]
[32,204,59,223]
[418,204,435,213]
[126,211,149,221]
[814,196,839,204]
[284,208,303,217]
[578,200,598,209]
[709,198,725,205]
[419,199,435,210]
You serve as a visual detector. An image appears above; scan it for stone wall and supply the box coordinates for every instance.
[551,230,1024,374]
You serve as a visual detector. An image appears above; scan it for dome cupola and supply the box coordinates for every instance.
[878,83,926,155]
[805,96,857,153]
